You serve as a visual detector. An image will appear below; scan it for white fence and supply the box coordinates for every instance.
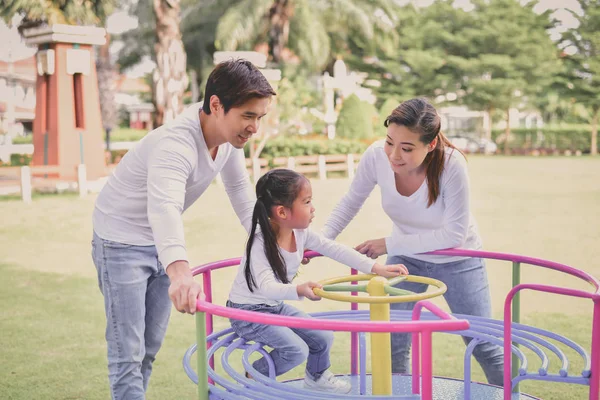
[0,153,361,203]
[243,154,360,183]
[0,164,89,203]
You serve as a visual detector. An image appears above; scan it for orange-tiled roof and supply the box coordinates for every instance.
[0,56,36,78]
[115,75,151,94]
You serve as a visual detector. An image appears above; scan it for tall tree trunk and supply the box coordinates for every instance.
[153,0,189,127]
[503,108,511,155]
[268,0,293,63]
[485,106,493,140]
[591,106,598,156]
[189,69,199,103]
[96,33,117,151]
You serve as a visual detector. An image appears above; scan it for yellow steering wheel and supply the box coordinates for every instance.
[313,274,447,303]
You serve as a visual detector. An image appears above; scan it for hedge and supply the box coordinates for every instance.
[492,127,597,152]
[245,137,369,162]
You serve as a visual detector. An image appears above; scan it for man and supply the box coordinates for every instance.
[91,59,275,399]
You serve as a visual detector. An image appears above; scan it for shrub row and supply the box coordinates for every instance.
[492,127,597,152]
[248,137,369,160]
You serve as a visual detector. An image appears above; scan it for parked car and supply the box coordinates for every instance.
[447,135,497,154]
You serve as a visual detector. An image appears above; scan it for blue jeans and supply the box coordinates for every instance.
[387,255,504,386]
[91,232,172,400]
[227,301,333,378]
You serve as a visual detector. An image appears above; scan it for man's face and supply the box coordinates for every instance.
[216,97,271,149]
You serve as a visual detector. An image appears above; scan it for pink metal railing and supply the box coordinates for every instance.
[192,248,600,400]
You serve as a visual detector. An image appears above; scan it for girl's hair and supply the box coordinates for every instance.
[384,97,463,207]
[244,169,308,292]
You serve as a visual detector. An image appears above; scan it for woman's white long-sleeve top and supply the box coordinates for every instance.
[322,140,482,263]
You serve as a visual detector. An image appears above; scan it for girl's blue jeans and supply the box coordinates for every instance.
[227,300,333,379]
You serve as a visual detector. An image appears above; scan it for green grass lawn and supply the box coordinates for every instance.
[1,155,599,399]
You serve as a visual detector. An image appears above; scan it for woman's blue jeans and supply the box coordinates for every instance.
[387,255,504,386]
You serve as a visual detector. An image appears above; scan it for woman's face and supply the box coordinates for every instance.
[384,124,436,175]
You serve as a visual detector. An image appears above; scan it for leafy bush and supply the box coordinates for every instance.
[9,153,32,166]
[336,94,374,139]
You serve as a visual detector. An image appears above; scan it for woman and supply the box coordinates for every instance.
[322,98,504,386]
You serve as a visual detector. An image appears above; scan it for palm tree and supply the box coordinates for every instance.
[97,35,118,151]
[1,0,115,29]
[215,0,398,71]
[116,0,230,104]
[153,0,189,126]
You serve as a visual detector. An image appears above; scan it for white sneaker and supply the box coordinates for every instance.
[303,370,352,393]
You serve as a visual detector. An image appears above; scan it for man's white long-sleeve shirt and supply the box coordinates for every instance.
[93,102,255,270]
[322,140,482,263]
[228,229,376,306]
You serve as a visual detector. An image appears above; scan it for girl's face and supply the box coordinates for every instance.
[384,124,437,175]
[287,180,315,229]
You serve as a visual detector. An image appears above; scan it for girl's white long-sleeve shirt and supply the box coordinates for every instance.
[93,102,255,270]
[322,140,482,264]
[228,229,376,306]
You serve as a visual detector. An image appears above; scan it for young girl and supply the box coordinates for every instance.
[322,98,504,385]
[227,169,408,394]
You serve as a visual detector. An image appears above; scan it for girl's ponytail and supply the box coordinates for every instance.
[243,201,261,292]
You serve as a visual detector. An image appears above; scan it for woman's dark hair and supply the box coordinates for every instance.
[202,59,276,115]
[244,169,308,292]
[384,97,463,207]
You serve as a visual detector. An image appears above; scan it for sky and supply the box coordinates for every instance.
[0,0,584,77]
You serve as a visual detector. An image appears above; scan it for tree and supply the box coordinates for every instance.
[459,0,560,153]
[179,0,239,101]
[152,0,189,126]
[343,1,473,108]
[97,37,118,150]
[276,65,321,125]
[561,0,600,155]
[214,0,398,71]
[117,0,235,103]
[0,0,115,29]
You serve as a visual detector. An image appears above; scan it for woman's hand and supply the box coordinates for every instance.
[372,263,409,278]
[355,238,387,259]
[296,281,322,301]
